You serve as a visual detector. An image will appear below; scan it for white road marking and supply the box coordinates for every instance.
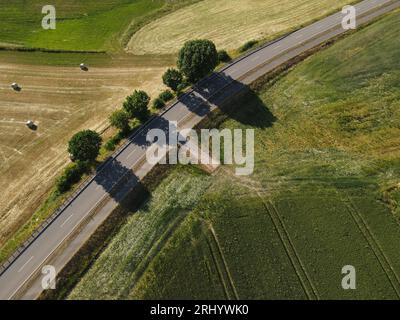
[251,55,260,62]
[60,214,74,228]
[18,256,34,273]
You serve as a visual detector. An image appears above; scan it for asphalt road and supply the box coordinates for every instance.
[0,0,399,300]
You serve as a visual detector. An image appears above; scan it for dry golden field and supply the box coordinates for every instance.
[0,52,172,247]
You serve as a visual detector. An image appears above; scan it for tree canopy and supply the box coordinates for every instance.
[162,68,183,91]
[123,90,150,122]
[68,130,102,162]
[109,109,130,132]
[177,39,218,83]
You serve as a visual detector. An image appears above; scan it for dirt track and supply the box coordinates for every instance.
[0,60,170,246]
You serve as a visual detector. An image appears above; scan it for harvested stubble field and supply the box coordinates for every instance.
[0,51,173,255]
[68,11,400,299]
[127,0,356,55]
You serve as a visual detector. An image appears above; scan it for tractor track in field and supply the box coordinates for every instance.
[203,221,238,300]
[263,200,319,300]
[220,167,318,299]
[204,232,231,299]
[343,196,400,298]
[207,224,239,300]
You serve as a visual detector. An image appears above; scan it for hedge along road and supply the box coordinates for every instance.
[0,0,399,300]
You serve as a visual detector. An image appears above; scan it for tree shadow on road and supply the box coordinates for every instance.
[178,71,276,129]
[94,158,141,204]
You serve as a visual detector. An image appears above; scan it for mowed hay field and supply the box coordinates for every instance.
[127,0,356,55]
[0,51,172,251]
[69,11,400,299]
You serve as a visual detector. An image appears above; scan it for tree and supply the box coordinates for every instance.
[123,90,150,122]
[177,39,218,83]
[162,68,183,92]
[68,130,102,162]
[109,109,130,132]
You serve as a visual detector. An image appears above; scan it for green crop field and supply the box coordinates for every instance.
[67,11,400,299]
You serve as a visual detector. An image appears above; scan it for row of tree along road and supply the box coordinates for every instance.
[57,39,231,194]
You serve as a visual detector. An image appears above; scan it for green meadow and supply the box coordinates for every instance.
[0,0,197,51]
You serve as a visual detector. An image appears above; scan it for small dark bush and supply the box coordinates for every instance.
[153,97,165,109]
[159,90,174,102]
[218,50,231,63]
[56,161,89,193]
[239,40,258,53]
[109,109,130,132]
[104,136,120,151]
[123,90,151,122]
[177,82,188,92]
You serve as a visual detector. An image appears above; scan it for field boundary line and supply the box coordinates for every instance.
[343,197,400,297]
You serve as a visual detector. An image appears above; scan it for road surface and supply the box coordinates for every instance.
[0,0,399,300]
